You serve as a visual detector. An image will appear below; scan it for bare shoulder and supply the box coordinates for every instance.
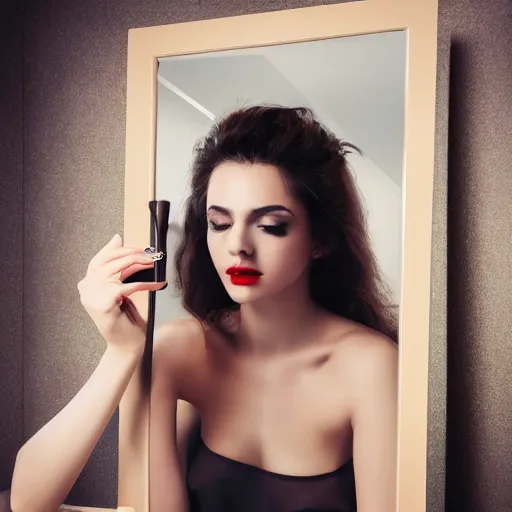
[335,325,397,374]
[153,317,207,361]
[334,326,398,425]
[329,322,398,406]
[153,317,206,357]
[152,317,207,395]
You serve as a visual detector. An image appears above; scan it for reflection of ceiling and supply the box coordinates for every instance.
[158,31,406,186]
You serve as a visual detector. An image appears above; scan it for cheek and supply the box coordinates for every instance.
[264,230,313,274]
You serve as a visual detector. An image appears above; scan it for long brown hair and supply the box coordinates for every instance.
[174,105,398,342]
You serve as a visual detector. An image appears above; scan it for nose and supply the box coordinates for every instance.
[227,224,254,258]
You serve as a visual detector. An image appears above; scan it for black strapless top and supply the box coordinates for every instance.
[187,437,357,512]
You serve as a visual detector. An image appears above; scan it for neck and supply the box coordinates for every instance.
[235,277,322,356]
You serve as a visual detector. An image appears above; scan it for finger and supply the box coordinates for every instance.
[120,280,167,297]
[102,253,158,278]
[89,246,147,272]
[88,234,122,269]
[119,261,155,282]
[102,233,122,252]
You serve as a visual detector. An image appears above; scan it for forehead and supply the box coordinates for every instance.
[206,161,295,207]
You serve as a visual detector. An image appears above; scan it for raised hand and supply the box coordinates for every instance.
[77,233,166,356]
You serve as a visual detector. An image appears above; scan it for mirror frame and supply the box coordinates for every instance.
[120,1,439,511]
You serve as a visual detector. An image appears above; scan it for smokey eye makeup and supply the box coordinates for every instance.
[258,222,289,237]
[207,219,290,237]
[208,220,230,232]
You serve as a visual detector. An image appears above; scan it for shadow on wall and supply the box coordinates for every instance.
[446,29,512,510]
[446,39,476,512]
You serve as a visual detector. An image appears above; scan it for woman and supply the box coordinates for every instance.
[11,106,398,512]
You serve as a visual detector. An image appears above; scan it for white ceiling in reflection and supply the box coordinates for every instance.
[158,31,406,186]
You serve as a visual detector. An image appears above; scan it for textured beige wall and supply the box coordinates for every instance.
[426,26,449,512]
[441,1,512,511]
[2,0,510,511]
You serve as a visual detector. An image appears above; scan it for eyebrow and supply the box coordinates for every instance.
[207,204,295,219]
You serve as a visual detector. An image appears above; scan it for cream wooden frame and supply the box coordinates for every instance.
[119,2,440,511]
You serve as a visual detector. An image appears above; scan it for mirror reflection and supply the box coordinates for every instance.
[151,31,405,512]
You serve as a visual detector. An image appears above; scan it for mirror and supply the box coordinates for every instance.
[152,30,406,512]
[155,31,406,323]
[123,2,439,511]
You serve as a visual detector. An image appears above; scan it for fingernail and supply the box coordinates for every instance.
[143,247,164,261]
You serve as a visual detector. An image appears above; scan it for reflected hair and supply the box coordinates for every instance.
[174,105,398,343]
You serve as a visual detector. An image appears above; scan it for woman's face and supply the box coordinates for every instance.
[206,161,314,305]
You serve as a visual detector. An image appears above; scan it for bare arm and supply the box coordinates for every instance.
[11,347,141,512]
[149,320,202,512]
[349,335,398,512]
[11,234,165,512]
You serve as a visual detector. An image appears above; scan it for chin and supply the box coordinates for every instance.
[226,285,263,304]
[224,280,289,306]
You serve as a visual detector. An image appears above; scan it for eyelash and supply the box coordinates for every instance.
[208,220,289,237]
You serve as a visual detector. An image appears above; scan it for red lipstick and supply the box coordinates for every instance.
[226,266,262,286]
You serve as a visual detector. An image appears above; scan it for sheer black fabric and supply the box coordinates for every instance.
[187,437,357,512]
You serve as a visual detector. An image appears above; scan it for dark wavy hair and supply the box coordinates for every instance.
[174,105,397,343]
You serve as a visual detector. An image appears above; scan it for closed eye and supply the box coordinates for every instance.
[208,220,231,232]
[259,223,288,237]
[208,220,289,237]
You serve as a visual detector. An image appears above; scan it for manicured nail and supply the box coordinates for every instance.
[143,247,164,260]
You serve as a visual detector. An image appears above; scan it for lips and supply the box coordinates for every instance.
[226,267,262,276]
[226,266,262,286]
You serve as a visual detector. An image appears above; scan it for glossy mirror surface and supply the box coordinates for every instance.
[150,30,406,511]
